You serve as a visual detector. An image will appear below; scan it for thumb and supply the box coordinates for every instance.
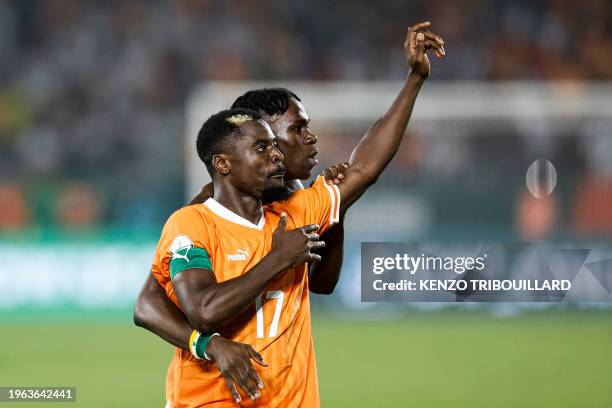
[275,212,287,232]
[248,346,268,367]
[415,32,425,57]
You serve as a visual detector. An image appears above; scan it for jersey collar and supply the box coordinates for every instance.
[203,198,266,230]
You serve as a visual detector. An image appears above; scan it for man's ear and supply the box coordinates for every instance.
[212,154,230,176]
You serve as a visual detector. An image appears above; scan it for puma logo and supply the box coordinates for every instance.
[227,248,249,261]
[172,247,191,263]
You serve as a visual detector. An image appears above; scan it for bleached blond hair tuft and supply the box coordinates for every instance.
[225,114,254,125]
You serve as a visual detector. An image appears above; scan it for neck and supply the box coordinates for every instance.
[284,179,304,191]
[212,181,263,225]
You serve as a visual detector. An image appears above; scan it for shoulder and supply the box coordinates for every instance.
[266,176,334,215]
[161,205,217,241]
[166,204,209,225]
[169,204,202,218]
[160,205,216,252]
[293,176,339,204]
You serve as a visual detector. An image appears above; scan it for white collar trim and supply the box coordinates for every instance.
[204,198,265,230]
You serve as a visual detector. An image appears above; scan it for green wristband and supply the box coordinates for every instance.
[195,332,220,361]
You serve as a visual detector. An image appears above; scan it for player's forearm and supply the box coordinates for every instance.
[308,220,345,295]
[190,251,291,332]
[134,276,192,350]
[348,73,425,184]
[134,293,192,350]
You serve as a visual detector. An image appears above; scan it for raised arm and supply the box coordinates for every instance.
[173,215,324,333]
[337,22,445,212]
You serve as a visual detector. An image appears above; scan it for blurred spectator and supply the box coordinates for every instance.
[0,184,30,231]
[515,190,559,240]
[572,175,612,236]
[54,183,100,228]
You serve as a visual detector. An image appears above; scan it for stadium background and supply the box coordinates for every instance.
[1,1,611,407]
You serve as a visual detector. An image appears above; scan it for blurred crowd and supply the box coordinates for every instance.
[0,0,610,237]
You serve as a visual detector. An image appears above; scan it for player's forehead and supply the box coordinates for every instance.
[277,98,309,126]
[238,119,276,144]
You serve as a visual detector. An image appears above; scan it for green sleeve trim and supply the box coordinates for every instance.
[170,246,213,279]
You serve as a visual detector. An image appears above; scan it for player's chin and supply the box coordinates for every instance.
[296,163,315,181]
[261,183,294,204]
[267,176,285,188]
[261,177,284,196]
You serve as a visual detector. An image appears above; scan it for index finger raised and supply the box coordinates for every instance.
[410,21,431,32]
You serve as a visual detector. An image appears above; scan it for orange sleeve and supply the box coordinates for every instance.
[282,176,341,234]
[151,206,213,295]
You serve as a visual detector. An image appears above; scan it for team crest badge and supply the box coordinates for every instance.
[169,235,194,263]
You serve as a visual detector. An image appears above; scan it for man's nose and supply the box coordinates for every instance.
[304,128,318,144]
[271,145,284,163]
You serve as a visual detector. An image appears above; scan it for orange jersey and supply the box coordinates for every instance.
[151,176,341,407]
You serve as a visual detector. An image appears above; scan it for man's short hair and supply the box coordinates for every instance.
[196,108,263,176]
[231,88,301,117]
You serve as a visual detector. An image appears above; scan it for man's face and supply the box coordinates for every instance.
[265,98,319,181]
[224,120,286,198]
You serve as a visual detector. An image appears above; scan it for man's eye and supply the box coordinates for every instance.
[256,144,265,152]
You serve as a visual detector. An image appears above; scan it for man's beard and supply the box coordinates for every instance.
[261,184,295,205]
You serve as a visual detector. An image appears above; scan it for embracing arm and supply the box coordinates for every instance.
[134,273,268,403]
[134,273,192,349]
[187,182,214,205]
[337,22,445,212]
